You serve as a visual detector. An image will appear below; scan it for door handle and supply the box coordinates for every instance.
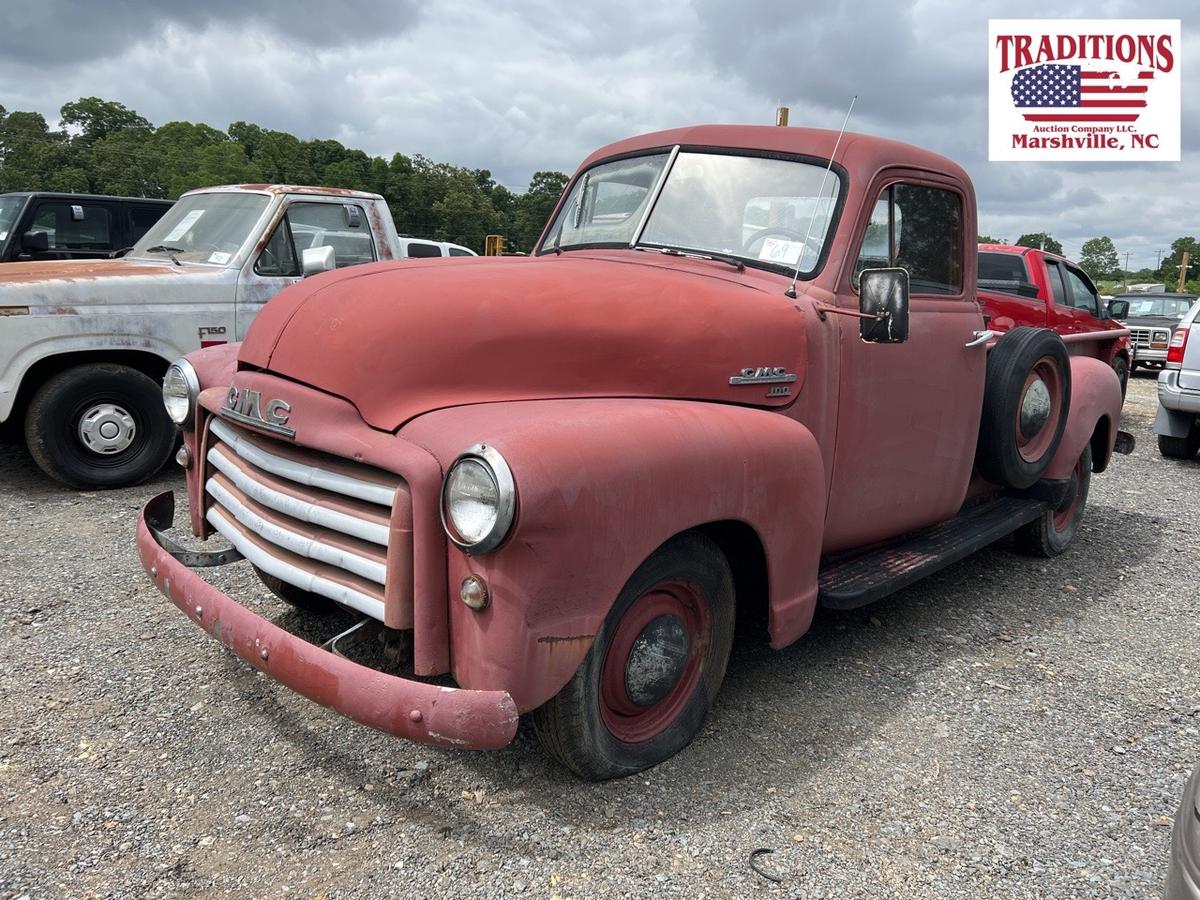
[965,329,996,348]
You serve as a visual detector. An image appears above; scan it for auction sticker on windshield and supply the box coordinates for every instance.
[758,238,802,266]
[164,209,205,242]
[988,19,1180,161]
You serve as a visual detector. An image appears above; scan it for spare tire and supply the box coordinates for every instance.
[976,327,1071,490]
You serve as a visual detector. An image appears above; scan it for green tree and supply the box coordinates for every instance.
[1079,236,1120,280]
[60,97,151,145]
[1157,237,1200,287]
[1015,232,1063,255]
[513,170,568,251]
[977,234,1005,244]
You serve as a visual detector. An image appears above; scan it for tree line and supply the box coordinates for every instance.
[0,97,569,254]
[978,230,1200,294]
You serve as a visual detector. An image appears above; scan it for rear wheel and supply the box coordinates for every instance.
[1158,426,1200,460]
[1112,355,1129,400]
[1015,443,1092,557]
[24,363,175,489]
[533,532,735,780]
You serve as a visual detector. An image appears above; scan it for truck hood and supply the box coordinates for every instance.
[0,257,220,306]
[239,254,810,432]
[1122,315,1182,329]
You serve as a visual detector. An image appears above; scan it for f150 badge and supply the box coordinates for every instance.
[221,386,295,438]
[729,366,797,397]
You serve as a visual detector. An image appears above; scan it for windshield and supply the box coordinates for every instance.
[0,197,24,246]
[539,150,842,276]
[130,192,271,265]
[1126,296,1193,318]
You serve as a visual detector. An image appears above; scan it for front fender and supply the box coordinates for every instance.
[1043,355,1123,479]
[401,399,827,713]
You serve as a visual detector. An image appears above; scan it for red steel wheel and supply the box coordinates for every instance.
[533,532,735,780]
[1014,356,1065,464]
[598,579,710,744]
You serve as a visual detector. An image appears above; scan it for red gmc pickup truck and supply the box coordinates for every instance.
[137,125,1131,779]
[978,243,1131,395]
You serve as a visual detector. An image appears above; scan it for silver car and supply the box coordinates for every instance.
[1155,295,1200,459]
[1167,763,1200,898]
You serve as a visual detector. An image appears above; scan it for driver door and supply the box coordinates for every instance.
[822,175,987,553]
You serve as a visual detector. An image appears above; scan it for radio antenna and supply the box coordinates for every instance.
[785,95,856,299]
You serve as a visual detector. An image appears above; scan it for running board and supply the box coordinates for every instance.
[818,497,1048,610]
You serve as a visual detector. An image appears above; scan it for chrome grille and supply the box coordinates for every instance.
[204,417,408,620]
[1129,327,1151,349]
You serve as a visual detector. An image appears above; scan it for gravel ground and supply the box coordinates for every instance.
[0,371,1196,899]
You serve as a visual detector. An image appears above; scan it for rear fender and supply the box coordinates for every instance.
[400,399,827,713]
[1043,355,1122,479]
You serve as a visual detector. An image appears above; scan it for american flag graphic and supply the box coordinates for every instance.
[1011,63,1151,122]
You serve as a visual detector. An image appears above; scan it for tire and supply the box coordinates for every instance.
[1112,355,1129,400]
[1015,443,1092,557]
[24,363,175,489]
[977,327,1071,490]
[252,565,337,613]
[1129,360,1138,374]
[1158,427,1200,460]
[533,532,735,781]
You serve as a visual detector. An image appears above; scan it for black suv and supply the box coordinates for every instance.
[0,192,173,262]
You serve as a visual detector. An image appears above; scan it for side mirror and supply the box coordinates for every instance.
[301,245,335,277]
[1106,299,1129,320]
[21,231,49,253]
[859,268,910,343]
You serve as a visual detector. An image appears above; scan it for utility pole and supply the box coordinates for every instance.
[775,106,789,127]
[1123,251,1131,291]
[1177,251,1191,293]
[1156,249,1164,271]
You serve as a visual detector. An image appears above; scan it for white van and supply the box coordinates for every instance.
[397,237,477,258]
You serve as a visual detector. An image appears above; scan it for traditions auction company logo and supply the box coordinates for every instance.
[988,19,1181,161]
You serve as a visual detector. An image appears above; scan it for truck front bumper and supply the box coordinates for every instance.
[1159,369,1200,416]
[137,492,519,750]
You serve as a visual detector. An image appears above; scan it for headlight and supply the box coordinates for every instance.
[441,444,516,553]
[162,359,200,427]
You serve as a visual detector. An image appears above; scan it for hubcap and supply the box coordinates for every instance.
[625,614,690,706]
[78,403,136,455]
[1019,378,1051,437]
[599,580,710,744]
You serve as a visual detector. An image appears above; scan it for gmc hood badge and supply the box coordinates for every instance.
[220,386,296,438]
[729,366,797,386]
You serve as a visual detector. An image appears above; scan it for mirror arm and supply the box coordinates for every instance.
[813,302,884,322]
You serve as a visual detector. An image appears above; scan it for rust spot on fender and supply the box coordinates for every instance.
[537,634,594,646]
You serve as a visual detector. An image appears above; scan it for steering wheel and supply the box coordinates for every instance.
[742,227,822,261]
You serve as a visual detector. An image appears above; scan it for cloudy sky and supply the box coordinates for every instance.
[0,1,1193,270]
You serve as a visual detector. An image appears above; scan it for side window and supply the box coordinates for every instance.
[1062,265,1100,317]
[30,202,113,251]
[255,202,376,276]
[1044,260,1068,306]
[448,247,472,257]
[255,215,298,276]
[854,184,962,295]
[852,197,891,286]
[406,241,443,258]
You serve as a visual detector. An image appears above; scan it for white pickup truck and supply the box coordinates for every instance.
[0,184,413,488]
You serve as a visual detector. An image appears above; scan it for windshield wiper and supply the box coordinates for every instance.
[635,245,745,271]
[143,244,184,266]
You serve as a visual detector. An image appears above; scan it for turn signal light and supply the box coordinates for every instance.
[1167,328,1189,365]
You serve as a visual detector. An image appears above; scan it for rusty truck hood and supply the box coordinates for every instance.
[0,257,220,304]
[239,253,809,432]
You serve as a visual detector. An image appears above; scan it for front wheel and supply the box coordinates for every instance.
[24,363,175,489]
[533,532,735,780]
[1015,443,1092,557]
